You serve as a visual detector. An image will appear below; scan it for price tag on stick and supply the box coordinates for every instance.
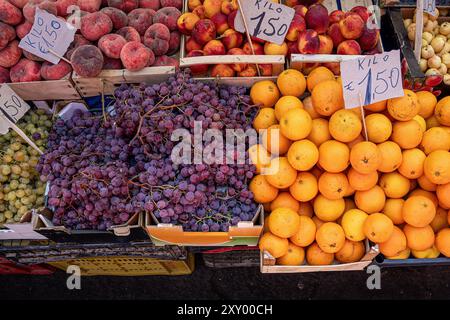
[234,0,295,45]
[19,8,76,64]
[0,84,30,123]
[424,0,437,16]
[340,50,404,110]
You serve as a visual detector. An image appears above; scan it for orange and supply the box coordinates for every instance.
[277,69,306,97]
[418,174,437,191]
[344,198,357,212]
[316,222,346,253]
[387,89,419,121]
[379,172,410,199]
[347,168,378,192]
[364,100,387,112]
[363,213,394,243]
[328,109,362,143]
[347,135,365,149]
[318,140,350,173]
[306,242,334,265]
[289,172,318,202]
[379,226,407,257]
[365,113,392,143]
[355,185,386,214]
[263,203,271,215]
[409,189,438,209]
[306,66,335,92]
[383,198,405,225]
[259,232,289,258]
[344,184,355,197]
[302,96,320,119]
[312,216,325,229]
[313,194,345,222]
[250,80,280,108]
[435,228,450,257]
[250,175,279,203]
[426,115,440,129]
[398,148,426,179]
[420,127,450,155]
[437,183,450,208]
[416,90,437,118]
[268,207,301,238]
[253,108,277,130]
[270,192,300,212]
[310,166,323,179]
[265,157,297,189]
[311,80,344,116]
[307,118,331,146]
[402,196,436,227]
[413,115,426,133]
[280,108,312,141]
[298,201,313,217]
[435,96,450,126]
[318,172,349,200]
[423,150,450,184]
[430,207,449,232]
[335,240,365,263]
[411,245,441,259]
[341,209,369,241]
[350,141,381,174]
[377,141,403,173]
[287,139,319,171]
[277,243,305,265]
[274,96,303,121]
[248,144,271,174]
[403,224,435,251]
[290,215,316,247]
[262,124,292,155]
[386,248,411,259]
[391,120,423,149]
[264,215,270,233]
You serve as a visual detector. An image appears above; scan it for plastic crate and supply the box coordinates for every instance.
[375,254,450,267]
[48,254,195,276]
[0,257,55,275]
[202,246,260,268]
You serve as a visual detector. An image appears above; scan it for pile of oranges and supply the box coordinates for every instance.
[249,67,450,266]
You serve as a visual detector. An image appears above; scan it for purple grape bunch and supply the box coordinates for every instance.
[38,70,259,231]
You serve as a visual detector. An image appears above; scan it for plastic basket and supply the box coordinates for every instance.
[0,257,55,275]
[202,246,260,268]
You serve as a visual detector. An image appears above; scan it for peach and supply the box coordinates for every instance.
[139,0,160,10]
[192,19,216,45]
[211,12,228,34]
[329,10,345,24]
[188,0,202,11]
[318,35,333,54]
[9,0,28,8]
[258,64,273,76]
[251,35,265,44]
[0,22,16,51]
[302,62,319,75]
[286,0,300,7]
[286,13,307,42]
[264,42,288,56]
[297,29,320,54]
[185,37,203,53]
[168,31,180,55]
[337,39,361,55]
[15,21,33,39]
[339,12,364,40]
[10,59,41,82]
[364,47,380,55]
[227,9,237,29]
[56,0,77,17]
[23,50,44,62]
[221,28,243,50]
[120,41,153,71]
[211,64,234,77]
[160,0,182,10]
[0,41,22,68]
[81,12,113,41]
[0,66,10,83]
[0,0,23,25]
[221,0,237,15]
[128,8,156,35]
[293,5,308,17]
[77,0,101,12]
[327,22,345,48]
[228,47,247,72]
[98,34,127,59]
[243,41,264,55]
[351,6,370,22]
[238,64,257,77]
[107,0,138,13]
[65,34,91,59]
[71,45,104,77]
[177,13,200,35]
[153,7,181,31]
[24,0,57,23]
[143,23,170,56]
[40,60,72,80]
[101,7,129,30]
[359,26,379,51]
[153,55,179,67]
[193,5,206,19]
[103,56,123,69]
[203,39,225,55]
[204,0,221,18]
[186,50,208,75]
[287,40,299,54]
[323,62,340,75]
[305,3,329,34]
[117,26,141,42]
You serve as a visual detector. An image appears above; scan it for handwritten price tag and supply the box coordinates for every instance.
[424,0,437,16]
[19,8,76,64]
[0,112,9,135]
[234,0,295,45]
[0,84,30,123]
[341,50,404,109]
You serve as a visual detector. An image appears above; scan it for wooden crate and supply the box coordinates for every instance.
[6,76,80,101]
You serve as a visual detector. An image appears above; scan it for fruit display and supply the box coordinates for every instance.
[0,109,52,224]
[253,67,450,266]
[37,70,260,231]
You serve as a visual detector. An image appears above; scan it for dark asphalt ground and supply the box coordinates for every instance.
[1,256,449,300]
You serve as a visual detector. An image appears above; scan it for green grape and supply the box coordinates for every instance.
[31,114,39,123]
[36,186,45,195]
[0,213,4,222]
[10,142,21,151]
[5,148,13,156]
[3,154,12,163]
[9,180,19,190]
[1,165,11,175]
[20,197,30,205]
[19,181,29,188]
[14,151,25,161]
[13,215,21,222]
[7,191,16,201]
[4,211,13,219]
[35,197,44,206]
[24,188,32,196]
[10,173,19,180]
[6,218,14,223]
[11,165,21,175]
[0,174,7,182]
[15,189,25,198]
[14,200,22,209]
[3,186,10,193]
[0,204,5,211]
[28,194,36,202]
[0,193,3,201]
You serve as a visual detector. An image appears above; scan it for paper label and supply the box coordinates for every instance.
[0,84,30,123]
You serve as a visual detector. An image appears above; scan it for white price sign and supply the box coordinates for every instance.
[234,0,295,45]
[0,84,30,123]
[19,8,76,64]
[0,112,10,135]
[424,0,437,16]
[341,50,404,109]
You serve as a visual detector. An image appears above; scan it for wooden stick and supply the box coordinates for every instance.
[48,48,72,65]
[0,112,43,155]
[414,0,424,62]
[358,92,369,142]
[236,0,261,76]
